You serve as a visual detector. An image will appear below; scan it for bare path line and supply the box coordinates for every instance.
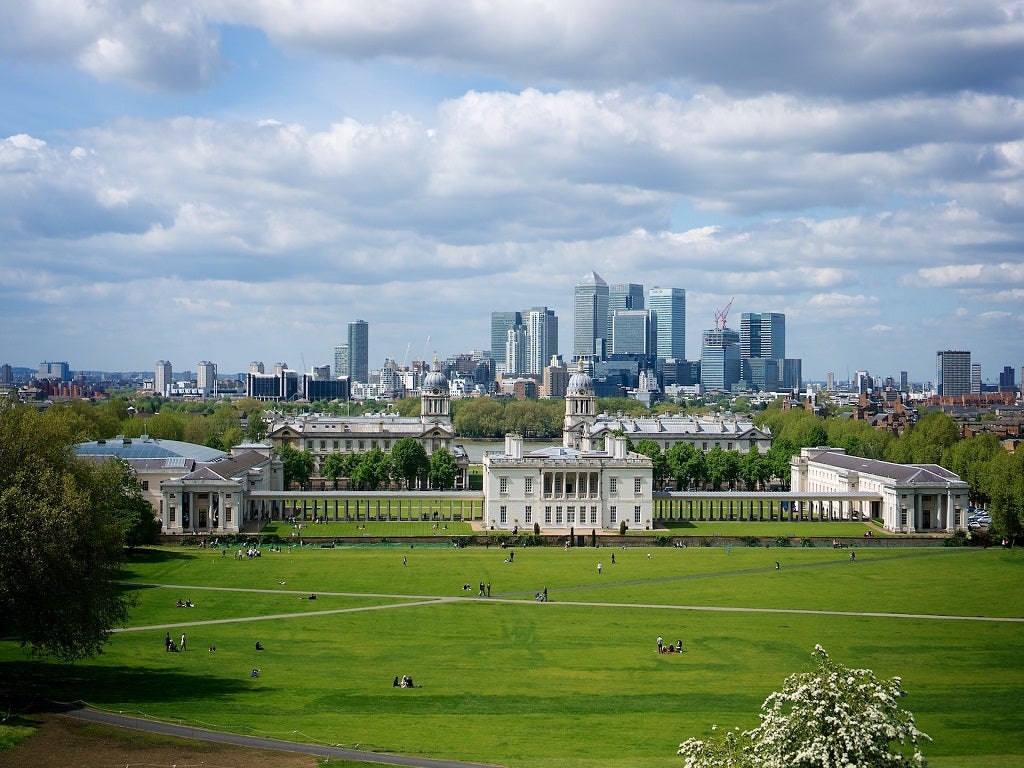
[117,582,1023,630]
[62,705,502,768]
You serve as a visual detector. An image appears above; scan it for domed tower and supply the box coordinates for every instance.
[563,359,597,448]
[420,354,451,425]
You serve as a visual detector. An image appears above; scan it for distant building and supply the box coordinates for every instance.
[700,328,741,392]
[611,309,656,361]
[998,365,1016,394]
[649,287,686,363]
[608,283,644,341]
[196,361,217,397]
[154,360,172,397]
[574,270,609,358]
[38,361,70,382]
[936,350,971,396]
[790,447,968,533]
[483,433,653,532]
[347,320,369,384]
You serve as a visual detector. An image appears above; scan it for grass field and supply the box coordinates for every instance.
[2,543,1023,768]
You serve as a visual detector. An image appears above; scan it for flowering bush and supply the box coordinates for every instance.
[679,646,930,768]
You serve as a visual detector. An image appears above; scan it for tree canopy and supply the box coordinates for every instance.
[0,401,135,660]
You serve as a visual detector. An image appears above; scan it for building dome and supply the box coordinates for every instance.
[422,355,448,395]
[567,361,593,394]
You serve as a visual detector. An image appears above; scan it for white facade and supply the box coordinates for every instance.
[483,434,654,532]
[790,448,969,533]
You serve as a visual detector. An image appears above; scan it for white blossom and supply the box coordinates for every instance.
[678,647,930,768]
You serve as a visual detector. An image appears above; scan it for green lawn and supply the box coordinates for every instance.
[2,544,1022,768]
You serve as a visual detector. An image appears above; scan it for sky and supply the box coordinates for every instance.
[1,1,1023,384]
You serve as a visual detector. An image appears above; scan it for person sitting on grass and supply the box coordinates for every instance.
[251,669,260,678]
[255,641,264,651]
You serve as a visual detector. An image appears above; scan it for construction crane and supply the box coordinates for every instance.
[714,297,735,330]
[401,341,411,368]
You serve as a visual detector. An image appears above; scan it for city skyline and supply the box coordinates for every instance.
[2,3,1022,381]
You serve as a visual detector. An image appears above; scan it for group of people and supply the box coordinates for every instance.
[237,547,262,559]
[164,632,187,652]
[656,636,683,654]
[175,598,194,608]
[535,586,549,602]
[393,675,417,688]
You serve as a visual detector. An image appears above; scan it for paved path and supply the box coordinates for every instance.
[62,705,501,768]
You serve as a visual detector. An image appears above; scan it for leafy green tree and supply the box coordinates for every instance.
[666,442,699,489]
[765,437,797,489]
[944,432,1000,508]
[454,397,505,437]
[429,448,459,490]
[391,397,421,417]
[351,448,390,491]
[245,410,268,442]
[505,400,549,437]
[634,439,668,487]
[94,457,161,548]
[742,447,771,491]
[705,446,730,491]
[390,437,429,489]
[322,452,347,489]
[0,403,132,660]
[277,443,314,489]
[886,411,959,465]
[679,646,930,768]
[145,409,187,441]
[986,449,1024,543]
[182,414,210,446]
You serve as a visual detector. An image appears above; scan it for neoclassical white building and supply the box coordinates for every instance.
[482,364,654,532]
[790,447,969,533]
[483,433,654,532]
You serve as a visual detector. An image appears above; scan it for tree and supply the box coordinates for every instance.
[742,447,771,491]
[886,411,959,465]
[634,439,668,487]
[277,444,314,489]
[322,452,347,489]
[429,448,458,490]
[986,449,1024,543]
[705,446,730,491]
[90,457,161,549]
[0,403,133,660]
[350,448,390,491]
[454,397,505,437]
[390,438,429,489]
[679,646,930,768]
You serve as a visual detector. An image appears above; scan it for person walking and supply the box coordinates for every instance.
[657,636,663,654]
[597,562,602,574]
[180,633,187,652]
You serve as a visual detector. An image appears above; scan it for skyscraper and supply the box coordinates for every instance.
[196,361,217,397]
[347,320,369,384]
[525,307,558,375]
[154,360,172,397]
[649,287,686,362]
[490,311,522,373]
[936,350,971,396]
[971,363,982,395]
[505,325,527,374]
[700,328,741,392]
[573,271,609,359]
[333,345,348,379]
[740,312,786,360]
[611,309,656,360]
[608,283,644,340]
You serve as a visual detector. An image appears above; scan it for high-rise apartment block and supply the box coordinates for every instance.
[491,307,557,376]
[648,287,686,363]
[154,360,172,396]
[936,350,971,396]
[196,361,217,397]
[574,271,609,358]
[971,363,982,395]
[347,320,369,384]
[525,307,558,375]
[490,311,522,373]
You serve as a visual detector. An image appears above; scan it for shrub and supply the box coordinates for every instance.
[654,534,673,547]
[800,537,813,548]
[619,520,628,536]
[743,536,760,547]
[774,535,791,547]
[533,521,541,536]
[944,529,969,547]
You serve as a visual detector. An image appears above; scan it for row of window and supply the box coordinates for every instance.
[496,505,643,526]
[497,475,644,496]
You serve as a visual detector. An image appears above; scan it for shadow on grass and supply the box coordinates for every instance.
[0,660,254,712]
[660,521,698,529]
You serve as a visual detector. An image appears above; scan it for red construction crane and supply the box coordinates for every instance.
[714,297,735,330]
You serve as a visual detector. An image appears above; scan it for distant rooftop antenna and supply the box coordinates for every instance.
[714,297,735,330]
